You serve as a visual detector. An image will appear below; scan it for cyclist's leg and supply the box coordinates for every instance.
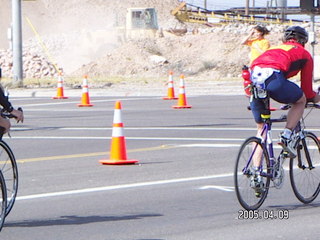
[266,71,304,130]
[266,72,304,156]
[249,97,265,167]
[286,94,306,129]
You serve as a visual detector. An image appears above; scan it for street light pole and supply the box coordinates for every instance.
[245,0,249,15]
[310,13,316,81]
[12,0,23,87]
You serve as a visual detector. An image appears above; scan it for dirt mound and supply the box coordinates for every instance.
[0,0,312,83]
[71,24,283,80]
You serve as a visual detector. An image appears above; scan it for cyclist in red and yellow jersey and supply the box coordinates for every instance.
[250,26,320,158]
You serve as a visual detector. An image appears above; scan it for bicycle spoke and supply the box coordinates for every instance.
[0,171,7,231]
[235,137,270,210]
[0,141,18,216]
[290,132,320,203]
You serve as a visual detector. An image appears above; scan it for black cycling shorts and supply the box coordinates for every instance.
[250,71,303,123]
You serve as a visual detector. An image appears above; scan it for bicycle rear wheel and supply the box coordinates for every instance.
[0,171,7,231]
[234,137,271,210]
[290,132,320,203]
[0,141,18,216]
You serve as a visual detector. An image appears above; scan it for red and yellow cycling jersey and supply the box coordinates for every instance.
[251,41,315,99]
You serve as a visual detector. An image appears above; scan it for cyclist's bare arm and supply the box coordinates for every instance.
[9,109,23,123]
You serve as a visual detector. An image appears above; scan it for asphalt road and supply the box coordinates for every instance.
[1,94,320,239]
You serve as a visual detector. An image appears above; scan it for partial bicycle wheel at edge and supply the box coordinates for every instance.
[0,171,7,231]
[290,132,320,203]
[0,141,18,216]
[234,136,271,210]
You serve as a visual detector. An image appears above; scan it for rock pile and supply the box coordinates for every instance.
[0,49,57,79]
[0,22,316,81]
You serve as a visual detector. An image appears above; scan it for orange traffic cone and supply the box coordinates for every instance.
[172,74,192,109]
[52,72,68,99]
[78,75,93,107]
[99,101,138,165]
[163,71,178,100]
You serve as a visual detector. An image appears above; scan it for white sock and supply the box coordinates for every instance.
[282,128,292,139]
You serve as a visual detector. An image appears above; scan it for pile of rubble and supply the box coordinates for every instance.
[0,49,57,79]
[0,22,316,81]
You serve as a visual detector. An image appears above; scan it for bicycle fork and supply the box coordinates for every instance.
[297,135,315,170]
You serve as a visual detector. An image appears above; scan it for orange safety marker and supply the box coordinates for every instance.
[78,75,93,107]
[172,74,192,109]
[99,101,138,165]
[52,72,68,99]
[163,71,178,100]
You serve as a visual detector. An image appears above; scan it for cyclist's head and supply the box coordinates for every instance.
[283,26,308,45]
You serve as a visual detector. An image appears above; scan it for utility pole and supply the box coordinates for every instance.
[310,13,316,81]
[12,0,23,87]
[278,0,287,22]
[245,0,249,15]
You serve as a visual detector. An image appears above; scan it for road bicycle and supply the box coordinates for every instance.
[234,93,320,210]
[0,107,21,231]
[0,108,21,215]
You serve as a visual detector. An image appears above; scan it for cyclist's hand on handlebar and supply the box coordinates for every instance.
[10,108,24,123]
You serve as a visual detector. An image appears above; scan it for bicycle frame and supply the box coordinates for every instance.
[243,110,290,178]
[243,119,273,178]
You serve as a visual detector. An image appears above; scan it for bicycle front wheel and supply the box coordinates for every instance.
[290,132,320,204]
[0,141,18,216]
[0,171,7,231]
[234,137,271,210]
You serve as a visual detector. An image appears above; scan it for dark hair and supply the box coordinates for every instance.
[254,25,270,36]
[283,26,308,45]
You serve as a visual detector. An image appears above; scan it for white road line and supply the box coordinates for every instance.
[10,126,320,132]
[6,136,245,141]
[7,126,276,131]
[3,137,287,149]
[17,173,233,201]
[21,97,159,107]
[199,185,235,192]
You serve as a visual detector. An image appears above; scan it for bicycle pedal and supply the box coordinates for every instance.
[255,192,262,198]
[278,142,296,158]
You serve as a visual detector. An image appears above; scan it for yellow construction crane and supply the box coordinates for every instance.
[171,1,304,26]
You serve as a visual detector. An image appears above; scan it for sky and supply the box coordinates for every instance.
[183,0,316,21]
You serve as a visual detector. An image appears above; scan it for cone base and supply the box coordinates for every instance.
[78,104,94,107]
[99,159,138,165]
[172,105,192,109]
[163,97,178,100]
[52,96,69,99]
